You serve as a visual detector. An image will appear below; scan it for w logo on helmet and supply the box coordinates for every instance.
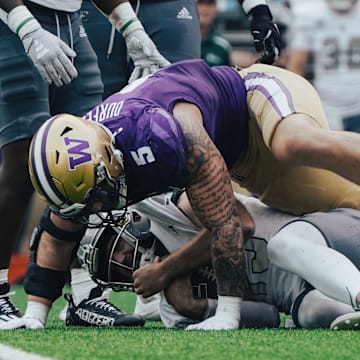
[65,137,92,170]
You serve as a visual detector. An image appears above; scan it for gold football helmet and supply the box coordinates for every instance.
[29,114,127,224]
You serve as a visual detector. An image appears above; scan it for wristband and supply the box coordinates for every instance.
[109,2,143,36]
[24,301,50,325]
[7,5,41,39]
[242,0,268,15]
[216,295,242,322]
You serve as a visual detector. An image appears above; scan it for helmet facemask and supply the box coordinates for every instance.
[78,211,158,291]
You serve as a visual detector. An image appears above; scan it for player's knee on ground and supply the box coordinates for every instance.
[24,207,86,302]
[296,290,354,329]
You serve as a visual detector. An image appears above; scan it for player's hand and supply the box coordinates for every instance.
[125,28,170,83]
[248,5,281,65]
[133,257,169,297]
[7,5,78,86]
[22,27,78,86]
[185,295,241,330]
[0,316,44,330]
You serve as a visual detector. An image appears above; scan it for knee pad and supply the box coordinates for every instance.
[24,263,68,302]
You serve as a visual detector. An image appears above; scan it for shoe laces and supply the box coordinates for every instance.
[0,291,19,314]
[86,298,123,314]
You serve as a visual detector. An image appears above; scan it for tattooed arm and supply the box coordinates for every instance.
[173,102,246,330]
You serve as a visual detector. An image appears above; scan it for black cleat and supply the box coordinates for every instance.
[64,293,145,327]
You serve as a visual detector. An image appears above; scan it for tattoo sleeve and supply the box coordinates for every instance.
[177,111,246,297]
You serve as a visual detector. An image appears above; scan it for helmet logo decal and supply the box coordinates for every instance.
[64,137,92,170]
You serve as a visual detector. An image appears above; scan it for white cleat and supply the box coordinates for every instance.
[330,312,360,330]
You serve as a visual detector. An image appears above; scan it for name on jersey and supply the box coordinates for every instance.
[85,101,124,123]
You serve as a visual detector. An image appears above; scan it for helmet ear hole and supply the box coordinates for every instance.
[55,151,60,164]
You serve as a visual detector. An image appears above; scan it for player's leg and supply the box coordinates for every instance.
[295,290,354,329]
[138,0,201,64]
[0,18,51,323]
[268,217,360,310]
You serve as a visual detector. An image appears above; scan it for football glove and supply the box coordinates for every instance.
[109,2,170,83]
[125,28,170,83]
[247,5,281,65]
[7,5,78,87]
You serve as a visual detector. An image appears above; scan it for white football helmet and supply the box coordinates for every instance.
[327,0,357,12]
[77,210,158,291]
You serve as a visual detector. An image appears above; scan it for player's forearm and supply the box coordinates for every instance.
[160,228,212,282]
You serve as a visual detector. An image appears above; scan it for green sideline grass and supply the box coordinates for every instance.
[0,285,359,360]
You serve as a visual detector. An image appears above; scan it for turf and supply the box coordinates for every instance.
[0,285,359,360]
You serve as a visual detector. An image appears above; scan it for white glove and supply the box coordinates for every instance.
[0,316,44,330]
[7,6,78,86]
[109,3,170,83]
[125,28,170,83]
[186,295,241,330]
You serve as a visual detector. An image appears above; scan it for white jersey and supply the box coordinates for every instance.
[130,193,200,254]
[132,192,294,253]
[131,192,296,301]
[28,0,81,12]
[288,0,360,129]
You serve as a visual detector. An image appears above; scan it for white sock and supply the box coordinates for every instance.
[70,268,99,306]
[24,301,50,325]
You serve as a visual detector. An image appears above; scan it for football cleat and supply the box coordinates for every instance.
[0,291,22,324]
[59,287,112,321]
[330,312,360,330]
[64,293,145,327]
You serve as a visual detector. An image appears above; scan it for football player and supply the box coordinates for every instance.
[286,0,360,131]
[66,0,282,322]
[0,0,170,327]
[13,59,360,331]
[76,191,360,330]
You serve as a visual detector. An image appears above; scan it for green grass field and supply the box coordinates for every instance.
[0,285,359,360]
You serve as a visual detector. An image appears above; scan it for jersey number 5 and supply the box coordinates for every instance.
[130,146,155,165]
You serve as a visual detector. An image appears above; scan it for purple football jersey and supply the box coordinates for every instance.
[84,59,248,205]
